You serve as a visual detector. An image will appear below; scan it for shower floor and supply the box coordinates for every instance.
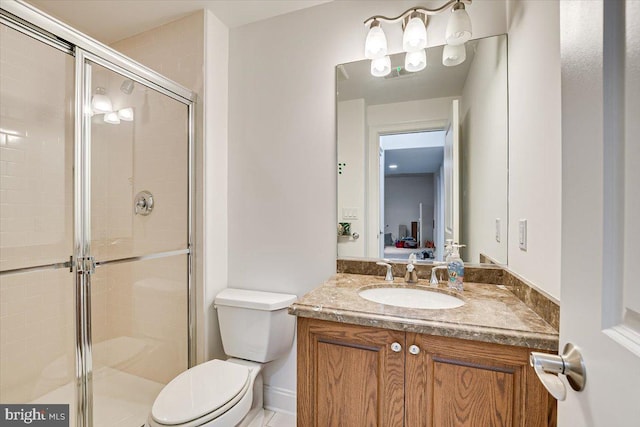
[31,366,164,427]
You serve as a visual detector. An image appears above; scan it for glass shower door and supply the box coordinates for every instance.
[81,58,191,427]
[1,7,194,426]
[0,22,76,425]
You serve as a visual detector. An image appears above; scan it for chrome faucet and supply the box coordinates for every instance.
[405,253,418,283]
[376,261,394,282]
[430,262,448,286]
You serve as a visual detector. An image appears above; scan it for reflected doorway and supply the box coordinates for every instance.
[379,130,445,260]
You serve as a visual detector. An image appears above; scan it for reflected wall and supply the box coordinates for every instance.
[336,35,508,264]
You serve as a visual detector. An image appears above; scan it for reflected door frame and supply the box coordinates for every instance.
[366,120,447,259]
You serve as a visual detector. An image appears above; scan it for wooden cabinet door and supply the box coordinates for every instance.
[297,318,405,426]
[405,333,556,427]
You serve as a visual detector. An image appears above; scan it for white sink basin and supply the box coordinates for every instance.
[358,287,464,310]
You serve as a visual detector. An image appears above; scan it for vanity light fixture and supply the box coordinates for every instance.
[364,20,388,59]
[445,1,472,45]
[364,0,472,76]
[402,12,428,52]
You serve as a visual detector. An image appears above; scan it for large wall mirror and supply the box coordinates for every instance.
[337,34,508,265]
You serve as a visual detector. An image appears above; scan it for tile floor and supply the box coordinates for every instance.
[263,410,296,427]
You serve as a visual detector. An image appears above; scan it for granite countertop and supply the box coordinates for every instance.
[289,273,559,351]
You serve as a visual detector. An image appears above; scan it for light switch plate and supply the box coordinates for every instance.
[495,218,501,243]
[519,219,527,251]
[342,207,359,220]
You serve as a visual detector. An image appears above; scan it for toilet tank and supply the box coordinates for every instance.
[214,289,297,363]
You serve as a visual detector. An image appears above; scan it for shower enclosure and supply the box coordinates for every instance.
[0,2,195,426]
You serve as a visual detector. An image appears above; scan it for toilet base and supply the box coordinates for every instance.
[236,359,264,427]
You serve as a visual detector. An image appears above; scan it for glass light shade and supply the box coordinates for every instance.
[445,7,472,46]
[117,107,134,121]
[442,43,467,66]
[371,56,391,77]
[403,17,427,52]
[405,49,427,72]
[364,24,388,59]
[104,112,120,124]
[91,93,112,114]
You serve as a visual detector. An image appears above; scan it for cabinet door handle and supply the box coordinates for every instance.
[390,342,402,352]
[409,345,420,355]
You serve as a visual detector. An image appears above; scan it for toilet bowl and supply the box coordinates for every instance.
[147,289,297,427]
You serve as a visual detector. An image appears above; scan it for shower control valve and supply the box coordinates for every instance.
[134,190,154,216]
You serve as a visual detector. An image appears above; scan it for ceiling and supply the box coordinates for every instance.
[381,130,445,175]
[385,147,444,176]
[26,0,333,44]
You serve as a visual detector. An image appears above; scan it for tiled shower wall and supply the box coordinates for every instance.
[0,23,76,403]
[87,55,190,384]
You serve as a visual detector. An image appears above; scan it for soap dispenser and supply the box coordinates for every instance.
[443,239,454,261]
[447,244,465,292]
[405,253,418,283]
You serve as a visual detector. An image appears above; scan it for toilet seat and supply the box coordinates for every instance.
[150,359,251,426]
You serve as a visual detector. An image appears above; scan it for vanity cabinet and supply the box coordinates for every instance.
[297,318,556,427]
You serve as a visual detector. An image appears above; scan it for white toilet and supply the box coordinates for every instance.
[147,288,297,427]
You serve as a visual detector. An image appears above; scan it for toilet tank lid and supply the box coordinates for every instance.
[215,288,297,311]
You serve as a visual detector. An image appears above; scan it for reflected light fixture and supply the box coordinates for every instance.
[442,43,466,66]
[117,107,134,121]
[405,49,427,72]
[371,56,391,77]
[120,79,135,94]
[104,111,120,124]
[91,87,112,114]
[364,0,472,76]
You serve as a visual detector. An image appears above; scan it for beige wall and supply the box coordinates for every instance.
[507,0,562,300]
[460,35,509,264]
[337,99,366,257]
[201,9,230,363]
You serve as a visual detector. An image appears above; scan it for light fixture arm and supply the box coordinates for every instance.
[363,0,472,26]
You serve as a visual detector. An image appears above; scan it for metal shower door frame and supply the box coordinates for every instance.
[73,49,195,427]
